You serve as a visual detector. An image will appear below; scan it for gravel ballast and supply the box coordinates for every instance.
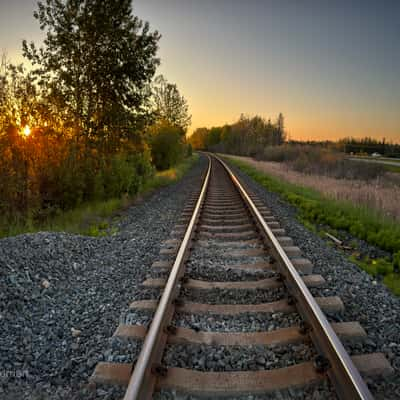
[0,156,207,400]
[173,312,302,333]
[162,343,316,371]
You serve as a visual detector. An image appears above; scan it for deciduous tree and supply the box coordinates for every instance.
[151,75,191,132]
[23,0,161,145]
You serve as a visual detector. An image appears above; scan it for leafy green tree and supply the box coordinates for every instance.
[149,121,184,170]
[275,113,286,145]
[189,127,208,149]
[23,0,161,145]
[152,75,191,132]
[205,127,222,148]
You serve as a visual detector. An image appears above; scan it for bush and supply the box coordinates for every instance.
[187,143,193,157]
[254,144,385,182]
[149,121,185,170]
[255,145,300,162]
[0,125,154,227]
[101,153,151,198]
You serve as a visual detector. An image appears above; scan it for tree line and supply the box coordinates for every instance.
[189,113,286,156]
[338,137,400,157]
[0,0,191,227]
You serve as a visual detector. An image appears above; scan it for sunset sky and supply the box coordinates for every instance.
[0,0,399,141]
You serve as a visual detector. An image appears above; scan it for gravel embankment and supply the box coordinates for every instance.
[0,156,207,400]
[228,160,400,400]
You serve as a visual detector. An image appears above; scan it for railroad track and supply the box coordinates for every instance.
[90,154,392,399]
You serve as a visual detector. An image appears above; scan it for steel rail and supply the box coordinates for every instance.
[215,154,374,400]
[123,156,211,400]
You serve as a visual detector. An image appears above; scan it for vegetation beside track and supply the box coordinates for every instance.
[0,154,199,238]
[0,1,194,240]
[226,156,400,295]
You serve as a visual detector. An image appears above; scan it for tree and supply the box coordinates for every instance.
[149,121,184,170]
[205,127,222,148]
[0,56,40,131]
[22,0,161,145]
[275,113,286,145]
[151,75,191,132]
[189,127,208,149]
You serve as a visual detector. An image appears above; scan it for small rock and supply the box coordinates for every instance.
[71,342,79,350]
[71,327,82,337]
[41,279,50,289]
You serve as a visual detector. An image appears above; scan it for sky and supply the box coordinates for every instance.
[0,0,399,141]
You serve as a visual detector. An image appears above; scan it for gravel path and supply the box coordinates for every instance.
[228,159,400,400]
[0,156,207,400]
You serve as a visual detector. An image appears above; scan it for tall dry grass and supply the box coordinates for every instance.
[229,155,400,221]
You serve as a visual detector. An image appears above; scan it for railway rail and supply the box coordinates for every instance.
[90,154,392,399]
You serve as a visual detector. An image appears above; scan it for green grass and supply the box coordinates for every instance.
[351,155,400,163]
[350,256,400,295]
[225,156,400,295]
[142,153,199,192]
[385,164,400,174]
[0,154,199,238]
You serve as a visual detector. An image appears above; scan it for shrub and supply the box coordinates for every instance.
[394,252,400,273]
[256,145,301,163]
[187,143,193,157]
[254,144,385,182]
[0,125,154,228]
[149,121,185,170]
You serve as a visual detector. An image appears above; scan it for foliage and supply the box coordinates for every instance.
[0,58,41,128]
[350,256,400,296]
[256,144,385,181]
[0,1,193,236]
[0,155,199,238]
[189,114,285,154]
[0,125,154,222]
[149,122,185,170]
[149,121,185,170]
[339,137,400,157]
[190,127,209,149]
[22,0,161,143]
[151,75,191,131]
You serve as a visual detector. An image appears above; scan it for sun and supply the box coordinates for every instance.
[22,125,31,137]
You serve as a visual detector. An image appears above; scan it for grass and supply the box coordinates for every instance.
[385,164,400,174]
[142,154,199,192]
[0,154,199,238]
[349,256,400,295]
[225,156,400,296]
[227,155,400,222]
[353,155,400,163]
